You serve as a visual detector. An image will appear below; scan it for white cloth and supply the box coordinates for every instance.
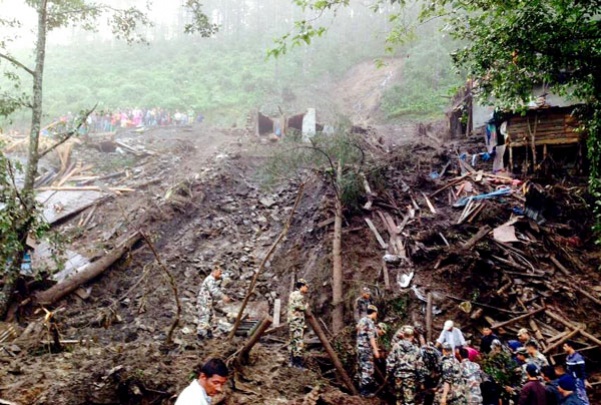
[436,327,467,352]
[174,380,211,405]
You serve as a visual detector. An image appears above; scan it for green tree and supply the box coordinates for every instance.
[281,0,601,232]
[0,0,215,318]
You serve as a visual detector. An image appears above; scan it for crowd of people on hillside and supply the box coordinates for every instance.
[39,108,205,137]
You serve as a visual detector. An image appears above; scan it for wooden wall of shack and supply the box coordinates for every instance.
[505,106,585,174]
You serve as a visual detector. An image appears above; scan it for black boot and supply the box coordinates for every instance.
[359,383,375,398]
[293,356,306,370]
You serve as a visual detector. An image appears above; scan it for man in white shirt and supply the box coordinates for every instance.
[175,358,229,405]
[436,320,466,353]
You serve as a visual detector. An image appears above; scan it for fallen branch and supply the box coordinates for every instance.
[237,316,273,365]
[460,226,491,250]
[306,308,358,395]
[228,183,305,340]
[35,232,141,306]
[140,232,181,345]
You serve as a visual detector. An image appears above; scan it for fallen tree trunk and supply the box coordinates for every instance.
[306,308,358,395]
[237,316,273,365]
[35,232,141,305]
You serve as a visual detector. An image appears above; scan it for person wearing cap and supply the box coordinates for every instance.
[517,328,539,349]
[518,364,546,405]
[482,339,517,405]
[436,320,466,354]
[356,304,380,397]
[418,341,442,405]
[386,325,426,405]
[354,286,374,322]
[458,347,483,405]
[525,341,548,370]
[557,375,582,405]
[196,267,231,339]
[564,340,591,405]
[436,342,466,405]
[287,278,309,369]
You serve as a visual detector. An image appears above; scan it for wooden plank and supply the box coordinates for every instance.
[365,218,388,249]
[460,225,491,250]
[543,328,582,354]
[382,259,391,291]
[490,307,546,330]
[273,299,281,327]
[545,310,601,347]
[421,192,437,214]
[426,292,433,343]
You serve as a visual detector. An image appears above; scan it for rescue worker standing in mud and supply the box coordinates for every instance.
[196,267,230,339]
[356,304,381,397]
[436,342,467,405]
[386,325,425,405]
[287,278,309,369]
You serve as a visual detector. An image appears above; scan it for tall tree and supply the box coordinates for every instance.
[0,0,215,318]
[281,0,601,230]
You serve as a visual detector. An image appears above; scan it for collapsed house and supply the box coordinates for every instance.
[449,83,585,174]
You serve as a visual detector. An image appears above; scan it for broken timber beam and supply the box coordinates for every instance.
[543,327,583,354]
[545,310,601,347]
[460,226,491,250]
[426,292,433,343]
[306,309,358,395]
[490,307,546,330]
[364,218,388,249]
[35,232,141,306]
[237,316,273,365]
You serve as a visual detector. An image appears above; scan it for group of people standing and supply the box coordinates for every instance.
[285,281,594,405]
[191,270,594,405]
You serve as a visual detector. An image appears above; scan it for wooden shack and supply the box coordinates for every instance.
[504,105,584,173]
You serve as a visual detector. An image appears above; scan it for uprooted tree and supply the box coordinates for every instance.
[0,0,216,318]
[263,129,367,333]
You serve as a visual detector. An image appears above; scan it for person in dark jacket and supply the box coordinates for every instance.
[480,327,500,354]
[541,365,560,405]
[558,375,584,405]
[518,364,547,405]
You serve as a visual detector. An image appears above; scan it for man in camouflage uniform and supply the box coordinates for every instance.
[354,286,374,322]
[196,267,230,339]
[458,347,483,405]
[287,278,309,369]
[517,328,539,349]
[418,342,442,405]
[386,325,426,405]
[435,342,467,405]
[356,304,380,397]
[525,341,549,371]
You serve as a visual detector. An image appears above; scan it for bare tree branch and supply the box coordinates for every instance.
[0,52,34,76]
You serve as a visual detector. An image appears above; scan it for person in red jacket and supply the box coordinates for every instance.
[519,364,547,405]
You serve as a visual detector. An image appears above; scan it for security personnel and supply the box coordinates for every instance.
[356,304,380,397]
[386,325,426,405]
[196,267,230,339]
[287,278,309,369]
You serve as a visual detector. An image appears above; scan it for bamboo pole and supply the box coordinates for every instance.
[227,183,305,341]
[306,308,358,395]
